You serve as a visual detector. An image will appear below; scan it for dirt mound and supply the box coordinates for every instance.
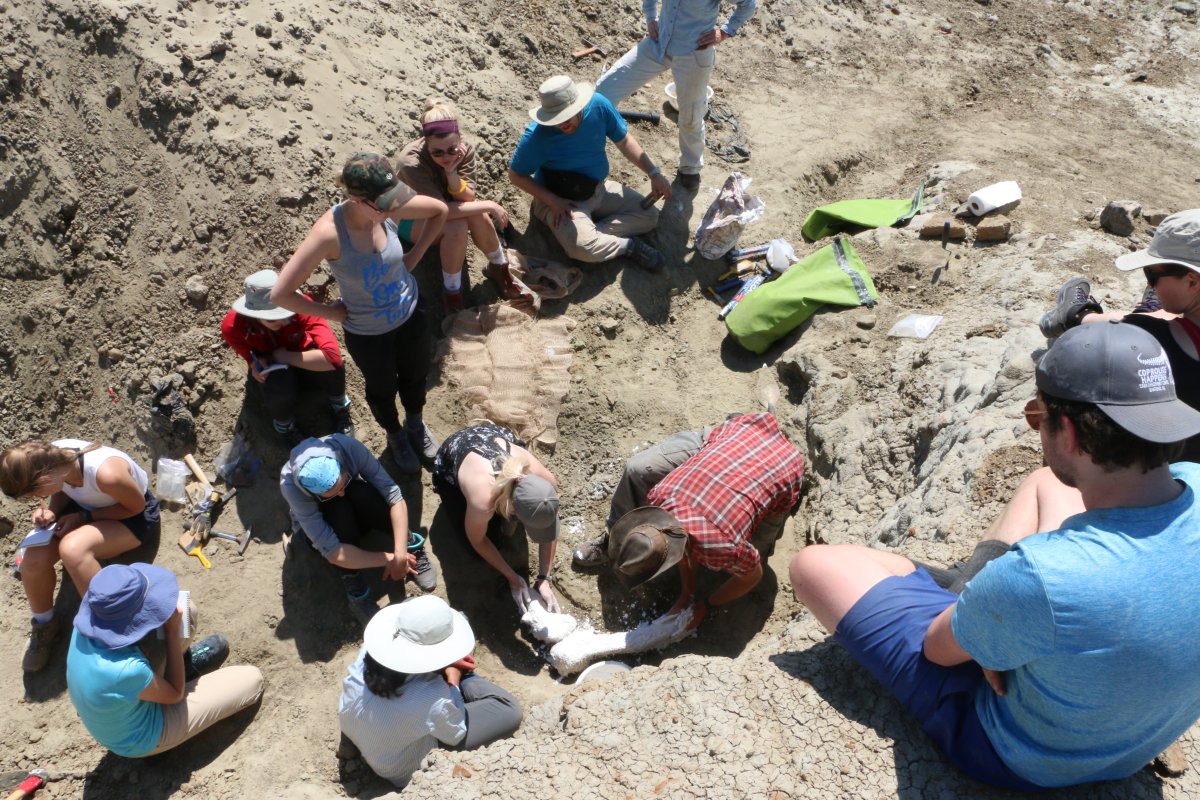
[1,0,1199,796]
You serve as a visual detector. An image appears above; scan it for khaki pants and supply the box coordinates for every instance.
[145,665,264,755]
[531,180,660,263]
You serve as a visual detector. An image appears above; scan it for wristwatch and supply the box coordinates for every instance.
[647,166,662,178]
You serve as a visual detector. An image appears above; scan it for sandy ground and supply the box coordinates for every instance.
[2,0,1200,796]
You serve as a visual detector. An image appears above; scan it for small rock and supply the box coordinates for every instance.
[1100,201,1141,236]
[107,348,125,363]
[1153,741,1189,776]
[185,275,209,309]
[975,214,1012,242]
[179,361,198,383]
[599,317,621,338]
[1143,209,1171,226]
[193,223,212,243]
[918,218,967,239]
[1172,2,1197,15]
[855,313,877,330]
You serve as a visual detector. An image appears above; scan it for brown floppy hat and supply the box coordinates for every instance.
[607,506,689,589]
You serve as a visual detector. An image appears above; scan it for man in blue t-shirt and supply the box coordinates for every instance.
[789,321,1200,790]
[509,74,672,272]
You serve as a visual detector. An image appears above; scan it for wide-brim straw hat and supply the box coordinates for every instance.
[529,75,594,126]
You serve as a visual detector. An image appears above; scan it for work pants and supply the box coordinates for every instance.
[343,303,431,434]
[457,675,523,750]
[319,479,395,575]
[531,180,659,263]
[254,363,346,422]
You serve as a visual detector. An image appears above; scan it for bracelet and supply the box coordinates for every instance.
[448,178,468,195]
[647,166,662,178]
[534,574,551,587]
[81,509,93,524]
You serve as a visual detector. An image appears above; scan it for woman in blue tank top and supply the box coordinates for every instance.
[271,153,449,473]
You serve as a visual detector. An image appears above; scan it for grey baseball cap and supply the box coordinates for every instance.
[1036,320,1200,443]
[1115,209,1200,273]
[512,474,559,543]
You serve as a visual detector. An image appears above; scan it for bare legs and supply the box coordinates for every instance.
[21,522,140,613]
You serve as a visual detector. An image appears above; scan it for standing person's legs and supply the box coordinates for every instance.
[596,39,667,104]
[531,188,631,264]
[592,181,660,240]
[344,328,403,435]
[457,674,522,749]
[670,49,715,176]
[390,303,433,420]
[144,665,265,755]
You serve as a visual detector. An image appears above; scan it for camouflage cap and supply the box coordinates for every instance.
[340,152,416,211]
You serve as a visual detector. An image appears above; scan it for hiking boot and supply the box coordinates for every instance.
[626,237,665,273]
[184,634,230,681]
[677,171,700,191]
[406,418,439,465]
[1039,277,1103,338]
[343,573,378,628]
[407,533,438,592]
[387,430,420,474]
[571,534,609,570]
[1133,285,1163,314]
[22,615,60,673]
[485,261,522,300]
[331,404,355,438]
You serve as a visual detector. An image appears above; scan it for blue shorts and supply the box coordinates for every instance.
[835,568,1041,791]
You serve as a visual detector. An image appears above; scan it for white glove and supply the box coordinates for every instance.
[535,578,562,614]
[510,577,532,614]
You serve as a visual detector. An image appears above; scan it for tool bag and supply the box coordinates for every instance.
[800,182,925,241]
[724,238,877,354]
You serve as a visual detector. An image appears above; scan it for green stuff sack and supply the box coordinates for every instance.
[725,238,877,354]
[800,183,925,241]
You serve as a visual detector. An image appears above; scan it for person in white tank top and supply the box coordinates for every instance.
[0,439,158,673]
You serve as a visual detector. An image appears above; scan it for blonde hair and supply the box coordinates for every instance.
[0,441,99,498]
[420,97,459,125]
[491,453,532,519]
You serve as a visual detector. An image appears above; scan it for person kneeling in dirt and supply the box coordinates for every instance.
[67,563,263,757]
[0,439,161,673]
[221,269,354,447]
[339,596,522,788]
[432,423,562,615]
[279,433,435,626]
[573,412,804,629]
[508,74,671,272]
[395,97,521,311]
[789,321,1200,791]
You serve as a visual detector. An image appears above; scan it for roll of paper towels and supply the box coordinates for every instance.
[965,181,1021,216]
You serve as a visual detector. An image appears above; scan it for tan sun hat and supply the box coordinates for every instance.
[1114,209,1200,274]
[364,596,475,674]
[529,75,594,126]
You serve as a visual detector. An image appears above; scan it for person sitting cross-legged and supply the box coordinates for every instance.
[789,321,1200,791]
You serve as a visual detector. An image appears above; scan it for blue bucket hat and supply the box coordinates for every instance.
[297,455,342,494]
[75,564,179,649]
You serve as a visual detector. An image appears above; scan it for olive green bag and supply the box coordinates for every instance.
[724,238,877,354]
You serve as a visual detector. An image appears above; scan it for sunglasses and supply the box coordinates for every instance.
[1143,265,1193,286]
[428,145,462,159]
[1023,397,1048,431]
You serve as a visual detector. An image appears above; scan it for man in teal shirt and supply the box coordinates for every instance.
[790,321,1200,789]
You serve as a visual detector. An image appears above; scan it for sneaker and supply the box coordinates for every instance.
[571,534,610,570]
[184,634,230,681]
[1039,277,1103,338]
[1133,285,1163,314]
[406,418,439,465]
[485,261,522,300]
[677,171,700,191]
[626,237,665,273]
[343,573,378,628]
[387,430,420,474]
[444,289,465,314]
[407,534,438,592]
[21,615,60,673]
[274,420,305,449]
[331,404,355,438]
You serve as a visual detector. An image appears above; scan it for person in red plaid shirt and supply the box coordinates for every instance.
[574,413,804,629]
[220,270,354,445]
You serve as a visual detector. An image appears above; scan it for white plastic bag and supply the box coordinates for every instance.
[887,314,944,339]
[694,173,766,260]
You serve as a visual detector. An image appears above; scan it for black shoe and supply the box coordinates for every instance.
[571,534,609,570]
[406,418,439,465]
[677,171,700,191]
[407,535,438,592]
[626,237,665,273]
[184,634,230,681]
[331,404,355,438]
[1039,277,1103,338]
[387,430,420,474]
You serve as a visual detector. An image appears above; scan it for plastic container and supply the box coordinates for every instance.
[664,82,714,112]
[156,457,190,504]
[576,660,632,685]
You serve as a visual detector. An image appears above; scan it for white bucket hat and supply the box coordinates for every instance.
[1114,209,1200,274]
[364,596,475,674]
[529,75,594,126]
[231,270,296,321]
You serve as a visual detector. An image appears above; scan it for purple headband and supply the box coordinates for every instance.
[422,119,459,137]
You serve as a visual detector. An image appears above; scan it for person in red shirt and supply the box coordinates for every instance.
[220,270,352,445]
[574,413,805,629]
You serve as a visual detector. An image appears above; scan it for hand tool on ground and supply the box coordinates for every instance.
[620,110,660,125]
[178,532,212,570]
[581,37,606,57]
[717,272,770,321]
[209,527,253,556]
[572,44,600,59]
[5,769,48,800]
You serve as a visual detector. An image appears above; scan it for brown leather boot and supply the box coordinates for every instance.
[22,615,61,673]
